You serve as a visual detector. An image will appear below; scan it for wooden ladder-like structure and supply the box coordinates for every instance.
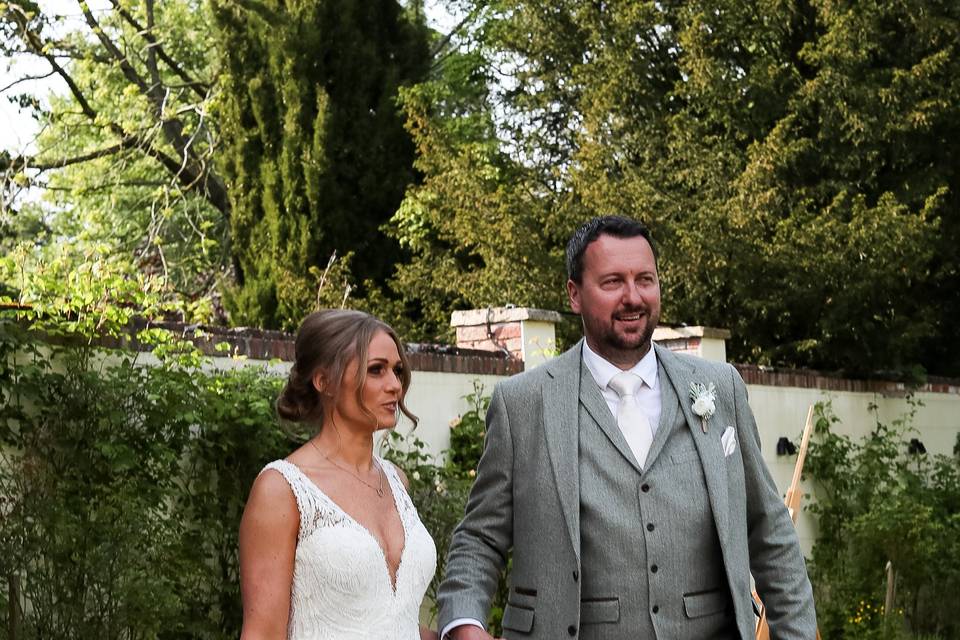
[754,405,821,640]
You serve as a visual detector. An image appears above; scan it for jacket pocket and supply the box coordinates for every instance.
[502,604,535,633]
[669,449,700,466]
[683,588,730,618]
[580,597,620,624]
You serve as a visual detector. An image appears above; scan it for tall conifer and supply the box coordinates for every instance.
[213,0,429,328]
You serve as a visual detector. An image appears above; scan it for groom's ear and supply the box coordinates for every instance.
[567,278,582,314]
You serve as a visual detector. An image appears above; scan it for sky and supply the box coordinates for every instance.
[0,0,458,156]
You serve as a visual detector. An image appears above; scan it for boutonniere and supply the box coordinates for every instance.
[689,382,717,433]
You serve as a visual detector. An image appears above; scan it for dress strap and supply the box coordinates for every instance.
[377,457,418,519]
[260,460,328,542]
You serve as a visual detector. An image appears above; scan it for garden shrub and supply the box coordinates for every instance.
[805,400,960,640]
[0,313,294,639]
[0,305,504,638]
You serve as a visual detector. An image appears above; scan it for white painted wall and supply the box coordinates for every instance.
[748,384,958,554]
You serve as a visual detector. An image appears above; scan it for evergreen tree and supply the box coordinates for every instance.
[213,0,430,329]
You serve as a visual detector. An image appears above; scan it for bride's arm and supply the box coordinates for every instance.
[239,470,299,640]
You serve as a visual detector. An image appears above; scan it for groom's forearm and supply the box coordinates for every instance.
[437,385,515,629]
[731,365,817,638]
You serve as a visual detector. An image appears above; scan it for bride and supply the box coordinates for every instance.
[239,310,438,639]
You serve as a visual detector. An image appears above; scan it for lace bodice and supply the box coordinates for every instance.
[261,458,437,640]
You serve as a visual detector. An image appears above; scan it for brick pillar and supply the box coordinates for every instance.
[653,326,731,362]
[450,307,564,369]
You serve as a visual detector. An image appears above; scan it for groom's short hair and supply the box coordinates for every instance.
[566,215,657,284]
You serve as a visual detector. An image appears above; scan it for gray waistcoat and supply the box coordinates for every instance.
[576,362,738,640]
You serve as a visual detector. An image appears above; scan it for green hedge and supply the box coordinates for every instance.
[805,401,960,640]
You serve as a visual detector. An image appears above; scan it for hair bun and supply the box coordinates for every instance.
[276,367,319,423]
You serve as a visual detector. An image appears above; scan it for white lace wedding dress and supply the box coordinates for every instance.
[262,457,437,640]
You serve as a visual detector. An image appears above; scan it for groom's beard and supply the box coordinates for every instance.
[585,304,660,360]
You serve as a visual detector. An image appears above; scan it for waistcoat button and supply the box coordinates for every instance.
[647,523,655,531]
[568,624,577,635]
[652,605,660,614]
[651,564,658,573]
[641,483,650,492]
[572,570,579,581]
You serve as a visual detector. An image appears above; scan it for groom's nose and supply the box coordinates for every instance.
[621,282,645,306]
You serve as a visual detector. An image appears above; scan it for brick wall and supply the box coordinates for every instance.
[95,320,522,376]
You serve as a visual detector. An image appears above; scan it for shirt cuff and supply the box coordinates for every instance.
[441,618,485,639]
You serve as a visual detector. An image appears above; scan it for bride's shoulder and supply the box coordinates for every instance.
[240,463,300,545]
[249,461,301,508]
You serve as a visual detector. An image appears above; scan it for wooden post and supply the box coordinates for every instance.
[884,561,896,619]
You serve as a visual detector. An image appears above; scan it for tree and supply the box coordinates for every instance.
[0,1,229,316]
[211,0,431,330]
[396,0,957,375]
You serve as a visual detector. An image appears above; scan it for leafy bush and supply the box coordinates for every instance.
[805,400,960,640]
[0,313,292,639]
[0,249,505,638]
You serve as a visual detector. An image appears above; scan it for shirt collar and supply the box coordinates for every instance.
[581,339,659,391]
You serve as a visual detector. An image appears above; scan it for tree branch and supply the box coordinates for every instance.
[108,0,210,99]
[3,142,131,173]
[3,3,230,219]
[0,70,57,94]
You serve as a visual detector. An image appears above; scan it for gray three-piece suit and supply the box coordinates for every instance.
[438,341,816,639]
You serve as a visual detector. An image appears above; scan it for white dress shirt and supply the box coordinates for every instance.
[581,340,662,448]
[441,341,661,639]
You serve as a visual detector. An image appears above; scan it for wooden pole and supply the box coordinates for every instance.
[884,561,896,619]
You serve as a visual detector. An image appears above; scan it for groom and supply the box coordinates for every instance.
[438,216,816,639]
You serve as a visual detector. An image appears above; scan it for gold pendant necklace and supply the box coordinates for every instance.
[309,439,385,498]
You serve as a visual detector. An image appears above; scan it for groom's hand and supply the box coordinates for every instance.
[448,626,498,640]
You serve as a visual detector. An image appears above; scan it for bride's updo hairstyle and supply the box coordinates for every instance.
[276,309,417,428]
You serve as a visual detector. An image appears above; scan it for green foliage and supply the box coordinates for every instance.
[0,0,228,314]
[805,400,960,639]
[446,380,490,474]
[0,250,293,638]
[0,312,292,639]
[398,0,959,375]
[0,244,502,636]
[211,0,431,330]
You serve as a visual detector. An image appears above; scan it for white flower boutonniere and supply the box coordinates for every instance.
[689,382,717,433]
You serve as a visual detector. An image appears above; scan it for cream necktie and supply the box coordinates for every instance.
[608,371,654,469]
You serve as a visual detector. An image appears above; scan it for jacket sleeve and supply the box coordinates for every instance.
[730,364,818,640]
[437,382,515,631]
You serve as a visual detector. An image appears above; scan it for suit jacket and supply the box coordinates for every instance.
[437,341,816,639]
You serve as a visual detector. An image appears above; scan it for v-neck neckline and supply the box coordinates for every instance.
[283,457,408,594]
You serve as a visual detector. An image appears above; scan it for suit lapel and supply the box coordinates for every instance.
[542,344,583,560]
[655,344,731,539]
